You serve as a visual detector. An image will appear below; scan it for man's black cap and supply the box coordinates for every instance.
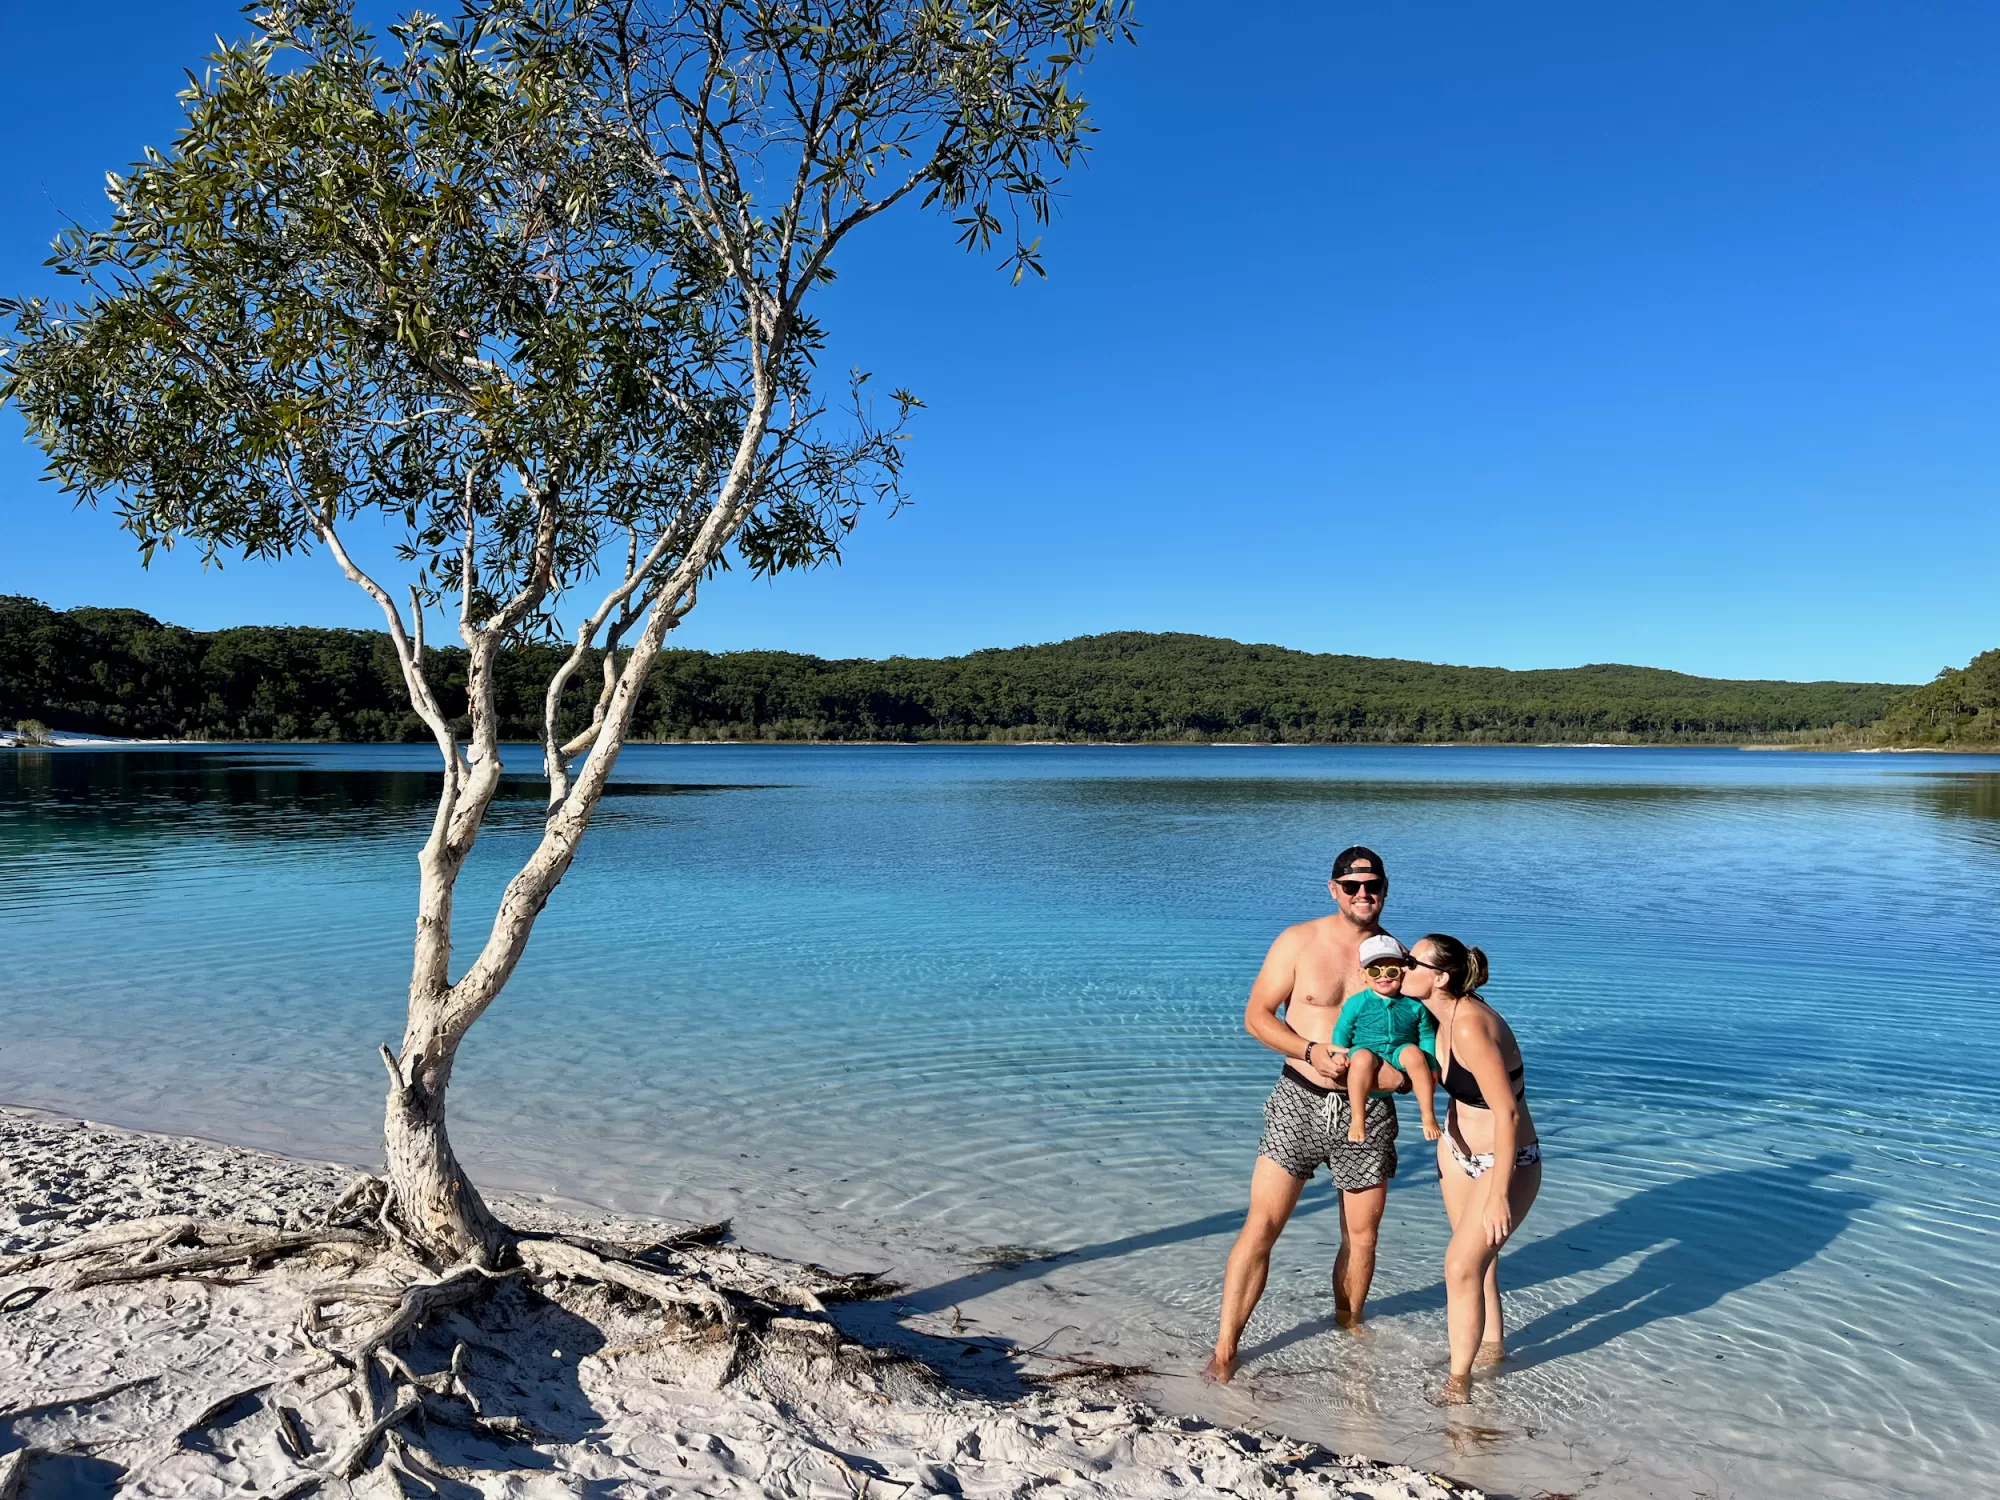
[1331,846,1387,882]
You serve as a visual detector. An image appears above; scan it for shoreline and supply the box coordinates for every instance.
[7,733,1998,753]
[0,1104,1485,1499]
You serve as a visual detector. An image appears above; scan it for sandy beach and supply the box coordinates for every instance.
[0,1106,1482,1499]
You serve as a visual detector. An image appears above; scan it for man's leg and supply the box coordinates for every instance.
[1331,1181,1388,1328]
[1205,1156,1308,1383]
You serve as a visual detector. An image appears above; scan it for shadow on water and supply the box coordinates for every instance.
[831,1192,1339,1396]
[1239,1156,1870,1372]
[908,1192,1336,1317]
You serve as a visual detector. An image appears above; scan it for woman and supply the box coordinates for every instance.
[1401,933,1541,1403]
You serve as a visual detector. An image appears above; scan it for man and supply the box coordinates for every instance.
[1202,846,1407,1385]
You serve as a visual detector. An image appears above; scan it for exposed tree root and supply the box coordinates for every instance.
[514,1232,736,1324]
[539,1217,731,1259]
[0,1215,200,1277]
[71,1229,373,1292]
[0,1175,905,1495]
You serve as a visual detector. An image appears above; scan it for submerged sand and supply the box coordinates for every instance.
[0,1107,1481,1498]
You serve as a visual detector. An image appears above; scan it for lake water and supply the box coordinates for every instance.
[2,743,1997,1498]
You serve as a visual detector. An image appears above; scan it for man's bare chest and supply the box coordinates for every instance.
[1287,958,1358,1016]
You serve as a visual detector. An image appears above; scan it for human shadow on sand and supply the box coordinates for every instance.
[831,1191,1340,1396]
[1237,1155,1870,1371]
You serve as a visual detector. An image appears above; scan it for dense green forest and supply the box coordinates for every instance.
[0,594,1940,746]
[1870,650,2000,746]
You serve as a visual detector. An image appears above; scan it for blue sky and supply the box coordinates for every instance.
[3,1,1995,683]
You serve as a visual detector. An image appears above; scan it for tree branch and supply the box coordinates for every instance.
[540,523,682,803]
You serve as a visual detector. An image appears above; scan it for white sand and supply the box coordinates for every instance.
[0,1107,1482,1499]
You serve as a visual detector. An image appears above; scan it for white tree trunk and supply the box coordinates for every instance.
[382,1003,508,1264]
[370,386,775,1266]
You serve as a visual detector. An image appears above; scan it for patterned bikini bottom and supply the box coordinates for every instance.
[1445,1131,1542,1180]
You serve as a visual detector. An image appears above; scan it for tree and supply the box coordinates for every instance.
[3,0,1129,1279]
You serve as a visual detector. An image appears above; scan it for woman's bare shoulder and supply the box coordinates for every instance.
[1454,998,1511,1048]
[1469,1001,1525,1063]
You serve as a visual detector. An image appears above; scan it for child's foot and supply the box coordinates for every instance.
[1346,1119,1368,1143]
[1420,1112,1442,1141]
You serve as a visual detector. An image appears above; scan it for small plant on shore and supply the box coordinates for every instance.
[0,0,1127,1483]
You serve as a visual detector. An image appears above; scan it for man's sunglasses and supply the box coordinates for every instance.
[1335,878,1385,896]
[1364,961,1406,977]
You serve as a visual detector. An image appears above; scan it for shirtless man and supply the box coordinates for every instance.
[1203,847,1408,1384]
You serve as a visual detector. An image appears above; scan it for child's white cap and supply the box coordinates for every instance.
[1357,934,1408,968]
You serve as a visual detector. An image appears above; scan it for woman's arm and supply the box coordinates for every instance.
[1453,1009,1520,1243]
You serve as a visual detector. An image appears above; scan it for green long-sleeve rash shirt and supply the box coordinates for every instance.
[1332,987,1438,1072]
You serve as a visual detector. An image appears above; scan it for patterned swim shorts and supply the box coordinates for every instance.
[1258,1069,1399,1191]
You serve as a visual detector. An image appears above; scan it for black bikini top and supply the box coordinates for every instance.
[1439,1055,1525,1111]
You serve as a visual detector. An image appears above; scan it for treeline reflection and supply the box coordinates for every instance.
[0,751,774,850]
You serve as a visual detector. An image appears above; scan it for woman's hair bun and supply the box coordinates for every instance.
[1464,945,1490,996]
[1417,933,1488,998]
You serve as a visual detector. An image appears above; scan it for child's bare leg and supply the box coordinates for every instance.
[1345,1050,1379,1142]
[1399,1045,1441,1140]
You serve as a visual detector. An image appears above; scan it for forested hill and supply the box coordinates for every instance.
[1870,649,2000,746]
[0,594,1914,745]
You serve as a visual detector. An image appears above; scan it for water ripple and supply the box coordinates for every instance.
[3,744,1999,1498]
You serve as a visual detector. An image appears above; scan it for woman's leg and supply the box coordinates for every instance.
[1434,1129,1474,1233]
[1441,1196,1493,1400]
[1440,1156,1541,1399]
[1433,1131,1479,1399]
[1475,1258,1506,1366]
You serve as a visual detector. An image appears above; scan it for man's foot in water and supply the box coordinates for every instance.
[1473,1339,1506,1369]
[1332,1272,1363,1330]
[1435,1372,1472,1405]
[1200,1351,1237,1385]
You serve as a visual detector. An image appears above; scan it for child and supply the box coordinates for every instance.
[1334,934,1440,1142]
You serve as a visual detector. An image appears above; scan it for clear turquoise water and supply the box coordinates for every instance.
[3,744,1997,1498]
